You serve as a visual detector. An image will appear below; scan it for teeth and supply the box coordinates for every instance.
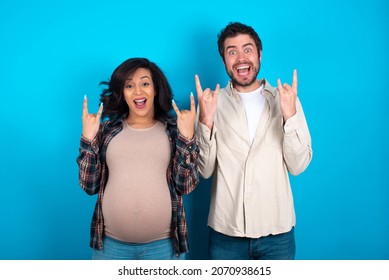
[237,66,249,70]
[134,99,146,104]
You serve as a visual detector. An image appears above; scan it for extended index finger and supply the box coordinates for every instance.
[195,74,204,96]
[172,100,182,117]
[82,95,88,117]
[292,69,298,91]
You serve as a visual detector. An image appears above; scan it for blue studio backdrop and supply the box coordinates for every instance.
[0,0,388,260]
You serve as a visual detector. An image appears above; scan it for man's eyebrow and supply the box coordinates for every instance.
[226,42,254,50]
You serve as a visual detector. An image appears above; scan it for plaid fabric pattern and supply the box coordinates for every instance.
[76,117,199,255]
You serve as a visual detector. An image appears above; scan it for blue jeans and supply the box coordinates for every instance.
[92,236,185,260]
[208,227,296,260]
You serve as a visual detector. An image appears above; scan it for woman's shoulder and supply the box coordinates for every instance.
[101,117,124,131]
[162,116,177,126]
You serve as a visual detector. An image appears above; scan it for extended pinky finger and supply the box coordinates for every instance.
[189,92,196,113]
[277,79,284,94]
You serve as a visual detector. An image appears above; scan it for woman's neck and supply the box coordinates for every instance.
[126,116,157,129]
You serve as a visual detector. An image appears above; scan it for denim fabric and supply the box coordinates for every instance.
[208,227,295,260]
[92,236,185,260]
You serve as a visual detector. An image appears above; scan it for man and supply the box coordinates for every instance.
[195,22,312,260]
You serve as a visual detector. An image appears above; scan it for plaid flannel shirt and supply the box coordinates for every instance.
[76,117,199,255]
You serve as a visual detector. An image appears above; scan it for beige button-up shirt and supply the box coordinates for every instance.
[197,79,312,238]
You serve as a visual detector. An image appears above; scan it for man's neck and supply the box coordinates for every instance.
[233,79,263,93]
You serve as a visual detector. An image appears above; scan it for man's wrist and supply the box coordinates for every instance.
[199,118,213,130]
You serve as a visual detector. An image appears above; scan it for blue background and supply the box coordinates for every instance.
[1,0,388,260]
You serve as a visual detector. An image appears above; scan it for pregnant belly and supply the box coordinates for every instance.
[102,184,172,243]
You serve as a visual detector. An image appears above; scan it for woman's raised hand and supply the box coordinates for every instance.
[82,95,103,141]
[172,93,196,140]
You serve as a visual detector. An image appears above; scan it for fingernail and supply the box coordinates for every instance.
[84,94,87,99]
[100,102,103,107]
[172,100,175,104]
[190,92,193,97]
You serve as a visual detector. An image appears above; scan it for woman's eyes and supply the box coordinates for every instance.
[125,82,150,89]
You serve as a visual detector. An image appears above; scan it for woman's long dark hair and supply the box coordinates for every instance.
[99,58,173,121]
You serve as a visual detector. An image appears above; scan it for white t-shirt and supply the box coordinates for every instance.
[238,85,265,144]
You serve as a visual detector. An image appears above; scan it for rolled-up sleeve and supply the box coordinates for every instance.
[196,122,217,179]
[76,135,102,195]
[172,134,200,195]
[283,99,313,175]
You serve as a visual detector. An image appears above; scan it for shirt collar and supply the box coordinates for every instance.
[227,79,273,97]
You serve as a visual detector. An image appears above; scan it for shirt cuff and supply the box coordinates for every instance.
[177,133,197,151]
[80,135,99,153]
[198,122,215,141]
[283,114,299,134]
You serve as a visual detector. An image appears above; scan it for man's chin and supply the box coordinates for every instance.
[232,77,257,87]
